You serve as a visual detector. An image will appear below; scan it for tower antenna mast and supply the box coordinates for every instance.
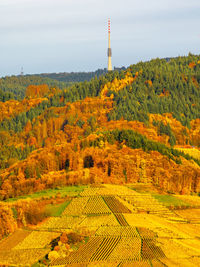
[107,18,112,71]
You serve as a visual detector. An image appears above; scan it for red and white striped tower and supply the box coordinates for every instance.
[107,18,112,71]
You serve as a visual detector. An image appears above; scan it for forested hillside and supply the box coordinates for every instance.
[0,54,200,200]
[36,67,125,83]
[0,75,68,101]
[107,55,200,127]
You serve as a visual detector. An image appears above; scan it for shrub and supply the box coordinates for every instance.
[24,205,49,225]
[67,232,83,244]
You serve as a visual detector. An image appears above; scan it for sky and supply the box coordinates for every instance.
[0,0,200,76]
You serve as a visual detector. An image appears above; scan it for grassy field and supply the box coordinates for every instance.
[45,200,71,216]
[5,185,87,202]
[152,194,191,208]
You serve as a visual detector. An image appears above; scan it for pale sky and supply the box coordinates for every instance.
[0,0,200,76]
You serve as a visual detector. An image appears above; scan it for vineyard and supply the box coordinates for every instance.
[1,184,200,266]
[79,214,119,228]
[95,226,140,238]
[102,184,140,196]
[0,248,50,266]
[0,229,30,251]
[83,196,111,215]
[107,237,141,261]
[120,194,174,217]
[103,196,131,214]
[80,187,102,196]
[38,216,84,230]
[14,231,60,249]
[90,237,121,261]
[50,237,104,265]
[114,214,129,226]
[62,197,89,216]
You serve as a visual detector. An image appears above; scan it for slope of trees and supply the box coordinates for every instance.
[36,67,126,82]
[0,75,68,101]
[107,54,200,127]
[0,145,34,169]
[0,74,112,133]
[82,129,200,166]
[0,54,200,200]
[1,54,200,127]
[0,54,200,141]
[0,89,15,102]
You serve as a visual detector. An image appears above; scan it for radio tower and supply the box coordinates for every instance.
[20,67,24,76]
[107,18,112,71]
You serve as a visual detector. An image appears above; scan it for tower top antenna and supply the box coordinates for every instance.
[107,18,112,71]
[108,18,111,33]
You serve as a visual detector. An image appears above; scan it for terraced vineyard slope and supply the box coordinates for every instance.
[1,184,200,266]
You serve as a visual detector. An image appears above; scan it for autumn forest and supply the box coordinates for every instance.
[1,54,200,266]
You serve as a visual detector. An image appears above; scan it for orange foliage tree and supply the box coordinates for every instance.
[26,84,49,98]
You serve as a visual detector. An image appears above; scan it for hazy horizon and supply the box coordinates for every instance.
[1,0,200,77]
